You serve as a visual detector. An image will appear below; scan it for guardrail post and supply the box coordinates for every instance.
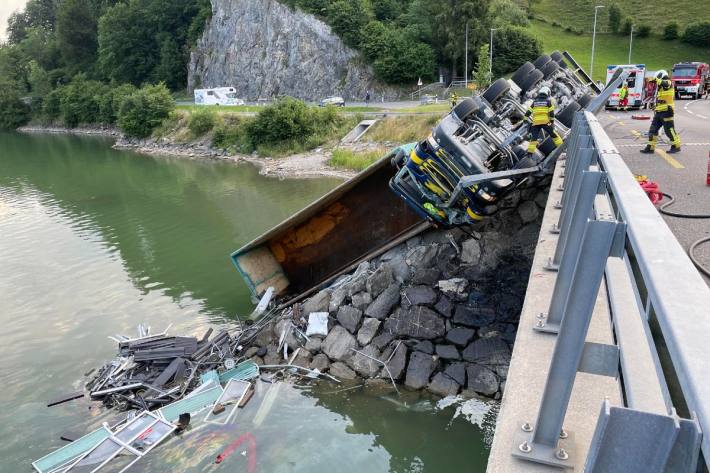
[513,218,625,468]
[538,171,606,333]
[554,135,593,235]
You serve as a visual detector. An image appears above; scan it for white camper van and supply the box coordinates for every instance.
[194,87,245,106]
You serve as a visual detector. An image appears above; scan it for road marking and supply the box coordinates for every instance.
[698,114,708,119]
[655,149,685,169]
[618,121,625,126]
[631,130,641,138]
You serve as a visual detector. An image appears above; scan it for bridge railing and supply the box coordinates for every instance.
[512,110,710,471]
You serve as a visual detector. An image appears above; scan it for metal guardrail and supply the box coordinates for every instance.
[511,110,710,471]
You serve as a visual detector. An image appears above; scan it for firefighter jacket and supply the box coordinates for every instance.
[654,79,675,112]
[526,96,556,126]
[619,86,628,99]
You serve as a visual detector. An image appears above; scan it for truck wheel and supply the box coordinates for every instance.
[550,51,566,65]
[511,62,535,88]
[482,78,511,105]
[520,70,544,95]
[533,55,551,69]
[452,97,480,121]
[577,93,592,108]
[557,101,581,128]
[541,61,560,79]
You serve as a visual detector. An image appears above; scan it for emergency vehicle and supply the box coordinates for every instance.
[605,64,646,110]
[194,87,245,106]
[672,62,709,99]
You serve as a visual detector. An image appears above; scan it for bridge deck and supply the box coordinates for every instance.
[487,160,622,472]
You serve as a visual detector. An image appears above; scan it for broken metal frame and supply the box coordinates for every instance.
[511,110,708,470]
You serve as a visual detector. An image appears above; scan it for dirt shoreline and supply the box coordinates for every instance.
[17,125,356,181]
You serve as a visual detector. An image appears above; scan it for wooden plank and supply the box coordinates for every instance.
[47,392,84,407]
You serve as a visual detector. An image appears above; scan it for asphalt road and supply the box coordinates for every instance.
[599,98,710,284]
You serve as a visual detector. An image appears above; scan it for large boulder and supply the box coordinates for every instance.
[364,283,401,320]
[453,304,496,328]
[330,361,358,380]
[366,264,393,297]
[383,306,445,340]
[435,344,460,360]
[351,292,372,311]
[460,238,481,264]
[444,361,467,386]
[322,326,357,361]
[428,372,460,397]
[305,338,322,353]
[357,317,381,346]
[517,200,540,224]
[328,285,348,313]
[348,344,382,377]
[412,267,441,286]
[406,244,439,270]
[336,305,363,334]
[413,340,434,354]
[434,296,454,318]
[462,336,511,368]
[445,327,476,346]
[346,262,371,297]
[370,332,395,350]
[403,285,438,307]
[437,278,469,301]
[302,290,331,316]
[310,353,330,372]
[466,364,499,396]
[404,351,437,389]
[382,342,407,380]
[388,254,411,283]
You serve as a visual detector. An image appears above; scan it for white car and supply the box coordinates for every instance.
[320,96,345,107]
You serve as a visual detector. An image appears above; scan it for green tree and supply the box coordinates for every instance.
[636,24,651,38]
[682,22,710,48]
[432,0,491,80]
[360,21,392,61]
[373,33,436,84]
[607,4,622,34]
[372,0,400,21]
[663,22,679,40]
[0,80,31,130]
[58,75,108,127]
[6,0,59,44]
[621,18,632,35]
[491,27,541,77]
[473,43,491,89]
[118,83,174,137]
[326,0,368,48]
[56,0,99,74]
[489,0,528,29]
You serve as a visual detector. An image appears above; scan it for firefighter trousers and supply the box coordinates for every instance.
[527,124,563,153]
[647,109,681,149]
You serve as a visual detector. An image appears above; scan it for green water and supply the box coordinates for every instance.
[0,132,494,472]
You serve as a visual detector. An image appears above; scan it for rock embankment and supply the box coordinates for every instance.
[188,0,400,100]
[243,180,549,399]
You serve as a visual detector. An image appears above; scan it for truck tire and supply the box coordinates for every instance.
[482,78,510,105]
[452,97,480,121]
[511,62,535,88]
[520,70,544,95]
[550,51,565,64]
[538,136,557,156]
[541,60,560,79]
[577,93,592,108]
[533,55,551,69]
[557,101,581,128]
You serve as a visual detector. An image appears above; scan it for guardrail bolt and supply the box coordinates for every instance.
[559,429,568,439]
[519,441,532,453]
[537,313,545,319]
[536,320,545,328]
[555,448,569,460]
[521,422,533,432]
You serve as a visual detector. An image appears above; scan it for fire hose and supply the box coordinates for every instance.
[658,193,710,278]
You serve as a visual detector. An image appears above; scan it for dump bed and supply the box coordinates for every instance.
[231,144,429,304]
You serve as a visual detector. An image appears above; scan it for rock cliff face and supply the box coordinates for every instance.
[188,0,399,100]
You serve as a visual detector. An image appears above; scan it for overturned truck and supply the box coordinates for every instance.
[232,52,620,304]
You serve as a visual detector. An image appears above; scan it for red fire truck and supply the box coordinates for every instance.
[672,62,709,100]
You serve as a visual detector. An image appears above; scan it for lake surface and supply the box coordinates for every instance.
[0,132,494,472]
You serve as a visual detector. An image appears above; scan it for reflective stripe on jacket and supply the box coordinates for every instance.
[655,79,674,112]
[526,96,555,126]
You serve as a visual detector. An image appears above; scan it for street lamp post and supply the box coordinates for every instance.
[490,28,497,85]
[628,25,634,63]
[590,5,605,82]
[464,22,469,88]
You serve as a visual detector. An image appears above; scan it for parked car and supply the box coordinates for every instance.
[320,96,345,107]
[672,62,709,99]
[194,87,245,106]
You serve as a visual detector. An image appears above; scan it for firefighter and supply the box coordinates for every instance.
[618,82,629,110]
[450,92,458,108]
[641,70,681,154]
[525,86,563,155]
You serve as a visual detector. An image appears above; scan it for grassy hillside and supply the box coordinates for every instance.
[526,0,707,34]
[527,20,710,81]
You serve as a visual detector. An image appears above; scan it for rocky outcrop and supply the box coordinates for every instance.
[242,179,550,399]
[188,0,400,100]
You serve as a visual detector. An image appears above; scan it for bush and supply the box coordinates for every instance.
[212,116,252,151]
[608,4,622,34]
[637,24,651,38]
[325,0,367,48]
[117,83,175,137]
[97,84,137,125]
[621,18,632,35]
[188,108,217,137]
[42,88,62,121]
[0,83,31,130]
[58,76,109,127]
[663,22,679,40]
[682,22,710,48]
